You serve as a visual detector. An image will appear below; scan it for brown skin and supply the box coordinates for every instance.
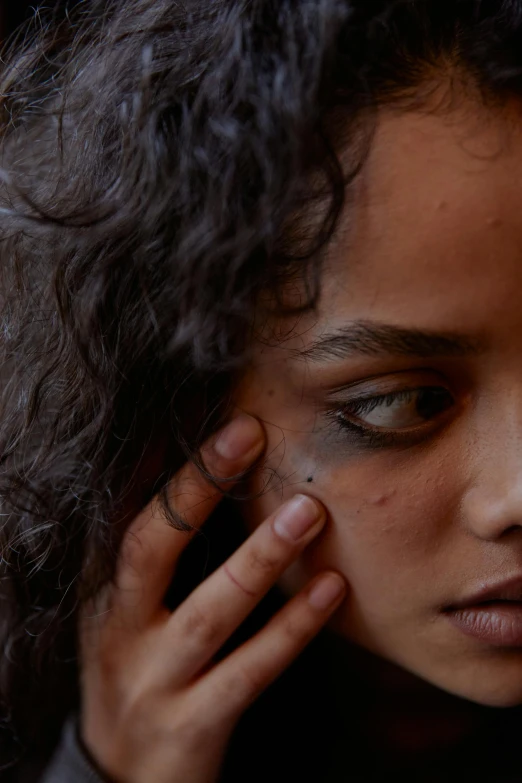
[234,94,522,709]
[79,415,346,783]
[80,91,522,780]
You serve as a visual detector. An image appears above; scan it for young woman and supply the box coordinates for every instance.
[2,0,522,780]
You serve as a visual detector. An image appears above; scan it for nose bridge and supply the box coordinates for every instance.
[462,384,522,540]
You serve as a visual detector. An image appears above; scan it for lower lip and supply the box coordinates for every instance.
[446,602,522,647]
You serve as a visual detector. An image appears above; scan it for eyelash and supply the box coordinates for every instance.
[325,387,454,449]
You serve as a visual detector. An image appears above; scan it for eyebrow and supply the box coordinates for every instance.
[294,320,487,363]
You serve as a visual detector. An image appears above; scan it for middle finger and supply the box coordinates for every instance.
[161,494,326,685]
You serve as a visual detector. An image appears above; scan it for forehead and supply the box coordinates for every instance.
[307,100,522,334]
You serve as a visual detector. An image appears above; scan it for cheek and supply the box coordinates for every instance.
[314,460,453,595]
[233,363,460,632]
[249,438,452,566]
[243,440,458,628]
[310,459,463,657]
[239,418,324,532]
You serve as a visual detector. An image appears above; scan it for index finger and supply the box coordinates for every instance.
[113,414,265,624]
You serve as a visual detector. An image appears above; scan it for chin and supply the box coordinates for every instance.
[406,654,522,708]
[329,612,522,708]
[448,674,522,708]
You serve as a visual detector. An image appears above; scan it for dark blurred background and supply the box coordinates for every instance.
[1,1,82,40]
[2,1,35,37]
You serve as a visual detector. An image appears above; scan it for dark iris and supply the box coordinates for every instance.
[416,387,453,420]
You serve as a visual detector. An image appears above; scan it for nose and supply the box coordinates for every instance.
[462,411,522,541]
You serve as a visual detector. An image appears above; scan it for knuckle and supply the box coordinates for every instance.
[282,615,307,642]
[204,659,281,720]
[234,664,266,700]
[170,468,215,505]
[217,666,265,706]
[172,722,207,752]
[177,605,221,647]
[245,547,280,575]
[118,690,173,745]
[118,530,146,570]
[117,529,158,580]
[160,694,229,750]
[182,709,222,747]
[96,636,127,684]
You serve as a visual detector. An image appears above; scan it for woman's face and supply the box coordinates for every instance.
[233,97,522,707]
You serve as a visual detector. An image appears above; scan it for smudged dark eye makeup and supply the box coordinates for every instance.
[324,386,455,449]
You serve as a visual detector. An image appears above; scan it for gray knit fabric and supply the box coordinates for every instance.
[39,714,106,783]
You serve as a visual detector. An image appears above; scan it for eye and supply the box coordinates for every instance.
[326,385,455,449]
[342,387,454,431]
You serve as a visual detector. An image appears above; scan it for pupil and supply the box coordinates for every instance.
[416,388,452,420]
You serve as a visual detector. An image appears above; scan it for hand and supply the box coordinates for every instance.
[78,414,347,783]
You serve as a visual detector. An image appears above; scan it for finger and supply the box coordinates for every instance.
[159,494,326,683]
[112,414,265,625]
[197,571,347,719]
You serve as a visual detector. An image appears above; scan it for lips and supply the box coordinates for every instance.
[447,576,522,611]
[445,575,522,647]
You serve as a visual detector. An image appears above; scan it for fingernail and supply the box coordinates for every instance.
[308,574,346,610]
[213,415,263,461]
[273,494,324,542]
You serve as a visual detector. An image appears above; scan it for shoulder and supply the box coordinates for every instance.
[37,714,106,783]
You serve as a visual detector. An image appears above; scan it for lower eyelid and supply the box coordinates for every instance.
[335,417,442,449]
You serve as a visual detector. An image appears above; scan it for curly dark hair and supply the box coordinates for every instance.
[1,0,522,774]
